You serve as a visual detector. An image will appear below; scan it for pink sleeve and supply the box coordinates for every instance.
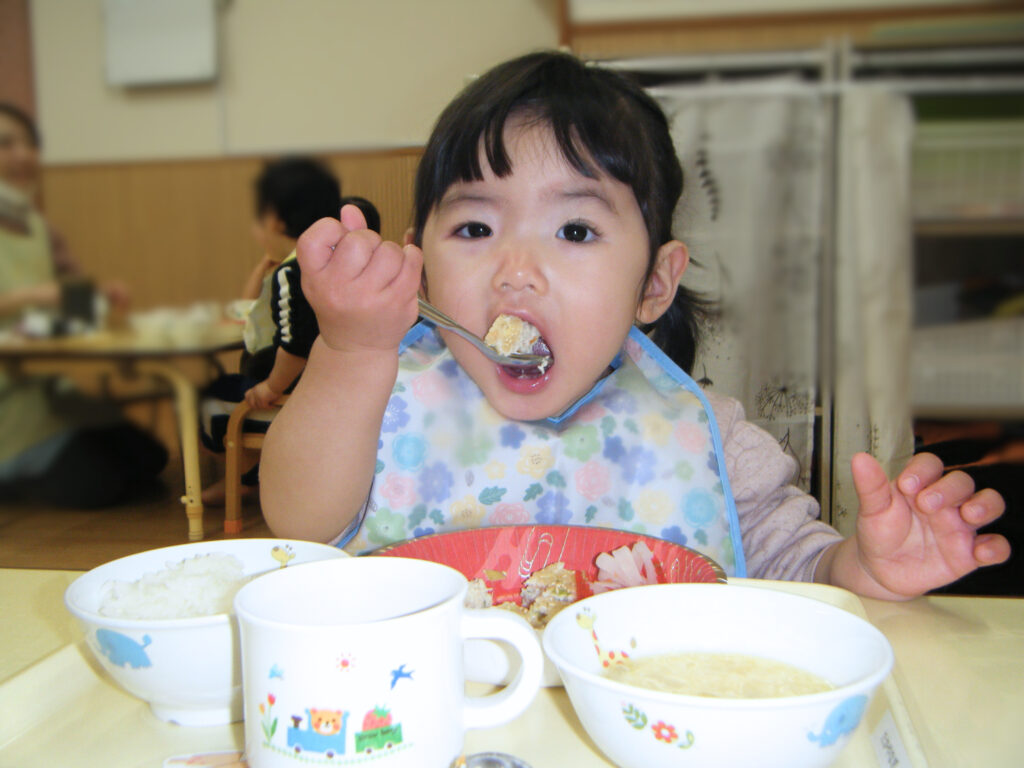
[707,392,843,582]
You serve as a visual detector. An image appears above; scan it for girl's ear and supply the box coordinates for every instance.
[636,240,689,325]
[402,226,416,246]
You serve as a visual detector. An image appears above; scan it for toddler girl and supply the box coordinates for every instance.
[260,52,1007,600]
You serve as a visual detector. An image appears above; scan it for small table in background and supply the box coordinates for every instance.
[0,322,244,540]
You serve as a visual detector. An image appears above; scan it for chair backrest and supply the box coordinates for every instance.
[223,395,289,533]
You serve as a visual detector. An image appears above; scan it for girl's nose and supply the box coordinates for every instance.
[492,243,547,294]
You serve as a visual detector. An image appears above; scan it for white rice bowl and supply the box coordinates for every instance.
[65,539,347,726]
[98,552,251,620]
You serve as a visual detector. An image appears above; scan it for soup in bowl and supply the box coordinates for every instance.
[542,582,893,768]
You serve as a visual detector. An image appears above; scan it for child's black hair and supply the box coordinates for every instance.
[341,195,381,234]
[255,157,342,240]
[411,50,711,374]
[0,103,41,148]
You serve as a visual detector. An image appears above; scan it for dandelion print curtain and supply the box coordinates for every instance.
[831,87,915,537]
[654,82,827,493]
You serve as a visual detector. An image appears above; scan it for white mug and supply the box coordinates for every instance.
[235,557,543,767]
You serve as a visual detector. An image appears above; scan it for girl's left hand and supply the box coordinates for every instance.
[851,451,1010,597]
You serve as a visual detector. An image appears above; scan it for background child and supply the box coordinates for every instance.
[260,52,1008,600]
[199,161,381,505]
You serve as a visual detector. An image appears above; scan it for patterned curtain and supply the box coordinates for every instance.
[831,86,916,537]
[654,81,827,494]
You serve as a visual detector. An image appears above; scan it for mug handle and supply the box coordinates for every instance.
[460,609,543,730]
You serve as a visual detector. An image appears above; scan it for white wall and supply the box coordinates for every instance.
[31,0,559,163]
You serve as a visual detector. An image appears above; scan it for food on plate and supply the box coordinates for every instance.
[592,541,660,592]
[467,562,578,629]
[602,651,833,698]
[465,541,666,629]
[484,314,541,356]
[98,553,251,619]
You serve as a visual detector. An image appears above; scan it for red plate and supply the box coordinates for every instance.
[374,525,726,602]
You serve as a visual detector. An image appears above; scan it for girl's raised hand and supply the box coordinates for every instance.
[297,203,422,354]
[850,451,1009,597]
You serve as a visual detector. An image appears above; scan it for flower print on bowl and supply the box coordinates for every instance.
[381,473,417,509]
[636,488,672,526]
[562,424,601,461]
[485,460,506,480]
[489,502,530,525]
[517,444,554,479]
[575,460,611,502]
[417,462,453,504]
[393,432,427,472]
[641,411,673,446]
[365,507,409,546]
[450,494,487,528]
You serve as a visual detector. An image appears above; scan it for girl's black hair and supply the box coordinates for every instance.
[255,157,342,240]
[0,103,41,148]
[412,50,711,373]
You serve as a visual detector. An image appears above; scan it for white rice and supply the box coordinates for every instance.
[98,553,251,619]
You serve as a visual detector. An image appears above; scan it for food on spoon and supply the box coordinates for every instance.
[485,314,541,356]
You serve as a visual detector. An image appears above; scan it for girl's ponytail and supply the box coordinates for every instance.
[642,285,716,375]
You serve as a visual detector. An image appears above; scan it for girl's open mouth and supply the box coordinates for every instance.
[500,337,553,379]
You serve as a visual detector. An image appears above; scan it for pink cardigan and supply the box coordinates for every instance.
[707,391,843,581]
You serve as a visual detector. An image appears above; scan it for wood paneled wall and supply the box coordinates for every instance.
[40,149,422,310]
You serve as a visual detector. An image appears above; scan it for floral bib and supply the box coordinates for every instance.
[342,324,746,577]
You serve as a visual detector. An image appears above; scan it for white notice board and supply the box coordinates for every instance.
[103,0,219,87]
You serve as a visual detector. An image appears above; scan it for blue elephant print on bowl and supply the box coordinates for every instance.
[808,694,868,746]
[95,628,152,668]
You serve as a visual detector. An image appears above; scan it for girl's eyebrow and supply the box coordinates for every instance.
[437,189,496,212]
[437,182,618,214]
[556,187,618,213]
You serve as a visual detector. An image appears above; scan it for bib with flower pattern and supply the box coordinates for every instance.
[342,323,746,577]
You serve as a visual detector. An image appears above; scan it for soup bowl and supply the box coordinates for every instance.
[542,582,893,768]
[63,538,347,726]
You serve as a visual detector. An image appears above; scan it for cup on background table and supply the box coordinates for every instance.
[234,557,543,767]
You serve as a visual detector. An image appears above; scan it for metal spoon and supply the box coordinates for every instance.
[418,298,551,369]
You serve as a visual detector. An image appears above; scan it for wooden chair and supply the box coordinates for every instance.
[222,395,288,534]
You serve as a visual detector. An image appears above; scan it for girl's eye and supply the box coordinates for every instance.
[558,221,597,243]
[454,221,492,239]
